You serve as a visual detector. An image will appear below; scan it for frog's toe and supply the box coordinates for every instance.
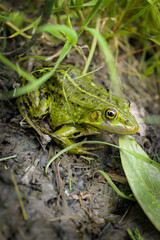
[68,146,99,157]
[41,134,52,145]
[82,145,104,151]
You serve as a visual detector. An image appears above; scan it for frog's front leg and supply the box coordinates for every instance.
[53,124,99,156]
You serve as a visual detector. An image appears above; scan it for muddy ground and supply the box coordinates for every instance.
[0,2,160,240]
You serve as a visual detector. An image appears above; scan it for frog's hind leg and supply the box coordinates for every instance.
[17,96,65,144]
[17,96,45,137]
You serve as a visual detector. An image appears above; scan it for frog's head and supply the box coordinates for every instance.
[80,98,139,135]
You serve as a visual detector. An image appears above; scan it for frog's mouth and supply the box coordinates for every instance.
[99,119,139,135]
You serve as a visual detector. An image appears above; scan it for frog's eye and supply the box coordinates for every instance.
[105,108,117,120]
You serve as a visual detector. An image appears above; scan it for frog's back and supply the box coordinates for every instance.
[51,65,111,109]
[46,65,113,128]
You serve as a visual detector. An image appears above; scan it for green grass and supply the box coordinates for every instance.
[0,0,159,95]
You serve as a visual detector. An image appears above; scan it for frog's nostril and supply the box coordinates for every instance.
[125,119,130,125]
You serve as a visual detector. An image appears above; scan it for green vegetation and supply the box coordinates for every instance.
[0,0,160,95]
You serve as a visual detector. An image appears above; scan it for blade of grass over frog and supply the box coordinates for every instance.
[62,69,113,105]
[119,135,160,231]
[96,170,135,201]
[85,27,122,97]
[77,0,103,37]
[0,42,72,98]
[62,69,71,113]
[45,139,160,175]
[37,24,78,45]
[74,66,104,80]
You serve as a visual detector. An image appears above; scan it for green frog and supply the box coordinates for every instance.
[17,65,139,155]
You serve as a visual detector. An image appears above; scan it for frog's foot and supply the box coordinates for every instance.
[52,125,101,156]
[40,133,52,145]
[67,145,99,157]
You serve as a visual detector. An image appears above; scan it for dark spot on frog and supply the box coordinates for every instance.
[20,101,24,107]
[98,94,102,97]
[73,132,81,137]
[106,88,110,92]
[75,92,78,94]
[39,86,43,92]
[81,98,85,101]
[45,107,50,113]
[44,92,49,99]
[39,94,44,100]
[56,71,61,75]
[34,115,41,120]
[59,94,62,98]
[27,95,33,106]
[24,102,30,111]
[67,96,70,99]
[80,85,85,90]
[22,108,26,113]
[70,73,75,79]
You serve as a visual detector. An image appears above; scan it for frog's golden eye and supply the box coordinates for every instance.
[105,108,117,120]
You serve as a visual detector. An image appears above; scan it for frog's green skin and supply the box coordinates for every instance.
[17,65,139,155]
